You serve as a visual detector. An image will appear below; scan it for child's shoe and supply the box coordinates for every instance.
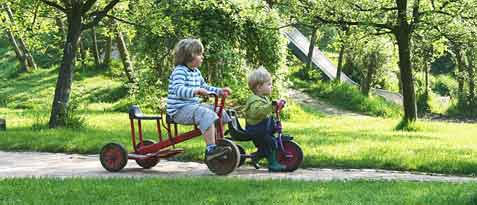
[251,151,265,169]
[205,146,231,161]
[267,150,286,172]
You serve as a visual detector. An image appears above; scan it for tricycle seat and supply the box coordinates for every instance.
[128,105,162,120]
[225,110,253,141]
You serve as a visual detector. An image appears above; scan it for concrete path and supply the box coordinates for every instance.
[1,151,477,182]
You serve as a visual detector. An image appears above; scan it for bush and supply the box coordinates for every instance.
[432,75,457,97]
[447,100,477,118]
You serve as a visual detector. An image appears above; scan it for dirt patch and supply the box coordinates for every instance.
[1,151,476,182]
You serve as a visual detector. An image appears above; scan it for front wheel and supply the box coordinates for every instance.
[277,140,303,172]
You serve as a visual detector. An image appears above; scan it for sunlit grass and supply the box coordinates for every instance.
[0,178,476,205]
[2,102,477,175]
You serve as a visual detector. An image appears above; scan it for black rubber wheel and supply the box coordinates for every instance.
[205,139,240,175]
[277,140,303,172]
[135,140,160,169]
[235,144,246,167]
[100,143,128,172]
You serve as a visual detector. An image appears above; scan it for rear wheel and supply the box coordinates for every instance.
[135,140,160,169]
[277,140,303,172]
[100,143,128,172]
[205,139,240,175]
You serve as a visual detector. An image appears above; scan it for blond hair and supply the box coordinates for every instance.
[248,66,272,93]
[173,38,204,66]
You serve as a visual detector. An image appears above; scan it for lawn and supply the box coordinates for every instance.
[2,103,477,175]
[1,178,476,205]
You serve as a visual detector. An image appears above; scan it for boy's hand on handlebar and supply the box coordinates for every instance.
[276,99,286,109]
[194,88,209,96]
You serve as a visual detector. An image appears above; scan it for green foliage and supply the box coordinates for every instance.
[127,0,287,107]
[292,78,402,118]
[416,93,432,115]
[447,99,477,118]
[432,75,458,97]
[431,53,456,75]
[61,95,86,129]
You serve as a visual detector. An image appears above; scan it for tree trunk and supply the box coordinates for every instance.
[78,35,86,67]
[115,24,136,84]
[17,38,37,70]
[305,28,318,79]
[466,48,475,107]
[336,44,345,83]
[456,49,465,103]
[3,3,36,72]
[395,0,417,122]
[361,53,377,96]
[91,26,101,67]
[103,35,112,68]
[49,6,83,128]
[265,0,274,8]
[424,62,429,97]
[4,26,27,71]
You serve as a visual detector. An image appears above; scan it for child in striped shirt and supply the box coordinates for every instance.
[166,38,232,161]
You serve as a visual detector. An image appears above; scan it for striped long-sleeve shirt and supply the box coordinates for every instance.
[166,65,222,116]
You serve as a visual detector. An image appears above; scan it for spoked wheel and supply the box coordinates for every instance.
[205,139,240,175]
[135,140,160,169]
[100,143,128,172]
[235,144,246,167]
[277,140,303,172]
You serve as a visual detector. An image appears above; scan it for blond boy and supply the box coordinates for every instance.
[244,67,286,172]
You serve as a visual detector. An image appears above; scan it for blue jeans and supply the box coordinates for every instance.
[245,117,277,157]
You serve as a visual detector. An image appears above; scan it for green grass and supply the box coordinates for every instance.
[0,64,126,111]
[3,104,477,175]
[292,78,402,118]
[1,178,476,204]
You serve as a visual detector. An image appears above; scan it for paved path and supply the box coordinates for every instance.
[2,151,477,182]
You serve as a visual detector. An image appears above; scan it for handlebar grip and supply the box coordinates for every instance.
[207,92,218,97]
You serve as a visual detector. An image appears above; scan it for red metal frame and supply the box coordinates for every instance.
[128,92,229,159]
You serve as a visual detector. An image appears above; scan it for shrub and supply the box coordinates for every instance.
[432,75,457,97]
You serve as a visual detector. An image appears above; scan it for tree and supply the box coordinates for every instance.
[287,0,472,122]
[39,0,121,128]
[114,19,136,84]
[1,3,37,72]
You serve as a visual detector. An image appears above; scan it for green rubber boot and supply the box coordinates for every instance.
[267,150,286,172]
